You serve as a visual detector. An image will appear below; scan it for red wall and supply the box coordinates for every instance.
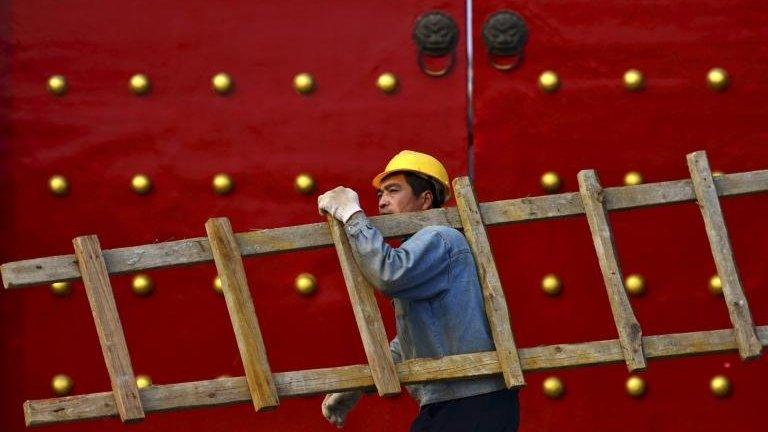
[1,1,767,431]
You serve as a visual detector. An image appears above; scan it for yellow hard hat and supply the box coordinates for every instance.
[372,150,451,201]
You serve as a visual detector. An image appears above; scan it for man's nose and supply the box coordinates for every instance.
[378,196,388,210]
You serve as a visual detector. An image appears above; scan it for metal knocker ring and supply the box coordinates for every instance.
[412,11,459,77]
[482,10,528,72]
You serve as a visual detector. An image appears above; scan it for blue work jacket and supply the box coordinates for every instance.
[344,212,506,406]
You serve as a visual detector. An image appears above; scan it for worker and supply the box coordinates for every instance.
[317,150,520,431]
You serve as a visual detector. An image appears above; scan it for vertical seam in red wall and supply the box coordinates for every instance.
[465,0,475,181]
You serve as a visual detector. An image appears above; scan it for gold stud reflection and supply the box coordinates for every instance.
[47,75,68,95]
[213,276,223,295]
[626,375,646,397]
[710,375,730,397]
[132,274,154,296]
[51,374,74,396]
[623,171,643,186]
[707,68,729,91]
[212,173,234,195]
[625,274,645,296]
[540,171,561,193]
[295,273,318,296]
[542,376,564,399]
[538,71,560,93]
[50,281,72,297]
[376,73,398,93]
[131,174,152,195]
[129,73,151,95]
[48,175,69,196]
[541,274,562,296]
[136,374,152,389]
[709,274,723,296]
[212,72,233,94]
[294,173,316,194]
[623,69,644,91]
[293,73,315,94]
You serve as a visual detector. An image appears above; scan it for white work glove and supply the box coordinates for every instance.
[321,390,362,428]
[317,186,363,223]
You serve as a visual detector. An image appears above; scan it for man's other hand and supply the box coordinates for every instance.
[321,390,362,428]
[317,186,363,223]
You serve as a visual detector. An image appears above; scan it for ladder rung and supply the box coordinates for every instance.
[205,217,280,411]
[326,215,401,396]
[453,177,526,389]
[577,170,647,372]
[72,235,145,423]
[686,151,762,360]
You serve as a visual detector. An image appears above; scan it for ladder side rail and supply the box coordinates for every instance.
[577,170,647,372]
[205,217,280,411]
[686,151,762,360]
[326,215,401,396]
[453,177,526,388]
[72,235,145,423]
[24,324,768,426]
[5,169,768,289]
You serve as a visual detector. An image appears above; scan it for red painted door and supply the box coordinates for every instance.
[0,1,467,431]
[472,1,768,431]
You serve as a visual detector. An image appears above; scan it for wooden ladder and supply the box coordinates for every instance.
[2,150,765,426]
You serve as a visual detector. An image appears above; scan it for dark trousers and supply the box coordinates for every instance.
[410,389,520,432]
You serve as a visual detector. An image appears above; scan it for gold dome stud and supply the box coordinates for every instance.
[129,73,151,95]
[48,175,69,196]
[709,274,723,296]
[538,71,560,93]
[211,72,233,95]
[623,171,643,186]
[623,69,644,91]
[624,274,645,296]
[712,170,724,177]
[540,171,562,193]
[213,276,224,295]
[293,72,315,94]
[541,274,562,296]
[131,174,152,195]
[625,375,646,398]
[295,273,318,296]
[212,173,234,195]
[294,173,316,195]
[136,374,152,389]
[50,281,72,297]
[47,75,68,95]
[710,374,731,397]
[131,274,154,297]
[707,68,729,91]
[51,374,74,396]
[542,376,565,399]
[376,72,398,93]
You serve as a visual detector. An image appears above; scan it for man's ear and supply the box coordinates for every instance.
[419,190,434,210]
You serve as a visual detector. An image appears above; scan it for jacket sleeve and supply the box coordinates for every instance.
[342,212,451,300]
[390,336,402,363]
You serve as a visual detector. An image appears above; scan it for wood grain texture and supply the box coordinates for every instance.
[24,325,768,426]
[452,177,525,388]
[577,170,647,372]
[686,151,762,360]
[326,215,401,396]
[205,217,280,411]
[4,169,767,289]
[72,235,145,423]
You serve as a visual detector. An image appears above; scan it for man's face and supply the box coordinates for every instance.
[377,173,433,215]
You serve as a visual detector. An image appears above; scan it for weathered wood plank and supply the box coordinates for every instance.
[326,215,401,396]
[452,177,525,389]
[4,169,768,289]
[577,170,647,372]
[72,235,145,423]
[205,218,280,411]
[24,325,768,426]
[686,151,762,360]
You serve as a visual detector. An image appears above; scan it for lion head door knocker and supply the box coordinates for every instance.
[482,11,528,71]
[412,11,459,77]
